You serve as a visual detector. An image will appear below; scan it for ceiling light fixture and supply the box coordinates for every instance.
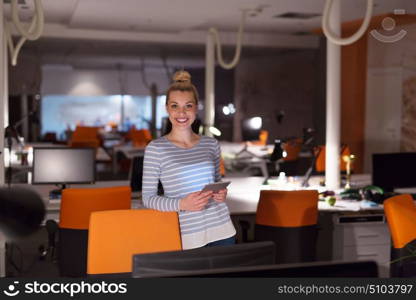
[322,0,373,46]
[274,12,321,19]
[3,0,44,66]
[208,9,248,70]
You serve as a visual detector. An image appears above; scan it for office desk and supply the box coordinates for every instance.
[31,175,378,220]
[27,181,136,221]
[0,175,386,278]
[226,174,376,214]
[225,174,390,277]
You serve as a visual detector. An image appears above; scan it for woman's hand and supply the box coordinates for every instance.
[179,191,213,211]
[212,188,227,203]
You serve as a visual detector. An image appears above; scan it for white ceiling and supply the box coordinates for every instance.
[4,0,416,68]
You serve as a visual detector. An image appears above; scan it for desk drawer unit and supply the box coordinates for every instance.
[332,214,391,277]
[341,244,390,262]
[338,224,389,246]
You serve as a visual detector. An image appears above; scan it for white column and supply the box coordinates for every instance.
[325,0,341,190]
[21,87,29,141]
[204,31,215,137]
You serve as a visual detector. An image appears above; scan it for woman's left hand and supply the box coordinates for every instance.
[212,188,227,203]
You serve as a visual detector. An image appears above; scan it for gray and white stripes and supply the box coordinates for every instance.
[141,135,235,249]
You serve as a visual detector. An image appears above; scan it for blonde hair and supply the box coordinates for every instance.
[166,70,199,105]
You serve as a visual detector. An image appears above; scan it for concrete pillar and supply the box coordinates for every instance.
[204,31,215,137]
[325,0,341,190]
[150,83,157,137]
[20,87,29,141]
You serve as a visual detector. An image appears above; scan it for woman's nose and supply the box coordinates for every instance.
[177,107,187,113]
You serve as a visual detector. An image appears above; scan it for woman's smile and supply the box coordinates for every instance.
[175,118,189,124]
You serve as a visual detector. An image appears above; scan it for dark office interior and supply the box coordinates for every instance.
[1,0,416,280]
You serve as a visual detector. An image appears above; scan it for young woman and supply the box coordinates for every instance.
[141,70,236,249]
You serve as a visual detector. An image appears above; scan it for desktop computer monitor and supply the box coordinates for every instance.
[129,155,164,194]
[32,147,95,188]
[160,117,172,136]
[133,241,275,278]
[372,152,416,192]
[130,156,143,192]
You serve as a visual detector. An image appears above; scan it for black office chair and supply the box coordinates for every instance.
[39,219,59,261]
[254,190,319,264]
[129,156,144,192]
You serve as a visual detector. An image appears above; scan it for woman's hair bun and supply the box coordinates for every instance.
[172,70,191,84]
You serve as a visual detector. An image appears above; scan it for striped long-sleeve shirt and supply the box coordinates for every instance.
[142,135,236,249]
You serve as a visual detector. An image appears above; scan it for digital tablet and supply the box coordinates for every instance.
[201,181,231,192]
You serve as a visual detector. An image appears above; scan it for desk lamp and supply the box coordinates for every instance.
[262,139,284,185]
[301,132,316,187]
[342,154,355,189]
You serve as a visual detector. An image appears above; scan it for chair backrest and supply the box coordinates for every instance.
[71,126,100,140]
[87,209,182,275]
[255,190,319,264]
[59,186,131,230]
[219,157,226,177]
[248,130,268,146]
[282,138,302,162]
[127,129,152,147]
[58,186,131,277]
[256,190,318,227]
[384,194,416,249]
[69,126,101,148]
[43,132,57,143]
[258,130,268,145]
[315,145,351,172]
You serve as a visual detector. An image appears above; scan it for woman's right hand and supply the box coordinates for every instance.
[179,191,213,211]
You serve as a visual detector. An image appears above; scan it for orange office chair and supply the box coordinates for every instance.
[248,130,268,146]
[58,186,131,277]
[282,138,302,162]
[69,126,101,148]
[258,130,268,146]
[87,209,182,276]
[384,194,416,277]
[219,157,226,177]
[254,190,319,264]
[127,128,152,147]
[314,145,351,173]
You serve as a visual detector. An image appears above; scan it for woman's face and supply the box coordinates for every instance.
[166,90,197,130]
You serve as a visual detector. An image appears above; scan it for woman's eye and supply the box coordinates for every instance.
[186,104,193,109]
[171,104,178,109]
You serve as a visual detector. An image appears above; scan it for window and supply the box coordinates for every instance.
[41,95,167,140]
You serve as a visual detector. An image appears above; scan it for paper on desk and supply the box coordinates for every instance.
[319,199,382,211]
[319,200,361,211]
